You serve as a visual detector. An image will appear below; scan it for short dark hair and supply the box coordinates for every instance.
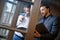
[40,4,50,9]
[40,4,50,12]
[25,5,31,8]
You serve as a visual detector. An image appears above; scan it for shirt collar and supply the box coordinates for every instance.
[44,14,52,19]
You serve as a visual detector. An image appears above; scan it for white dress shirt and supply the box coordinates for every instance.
[15,14,30,37]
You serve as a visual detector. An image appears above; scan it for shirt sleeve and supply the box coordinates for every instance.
[16,15,24,26]
[50,18,58,36]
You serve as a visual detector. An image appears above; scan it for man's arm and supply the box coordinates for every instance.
[16,15,24,26]
[40,18,59,39]
[34,18,59,39]
[34,30,52,38]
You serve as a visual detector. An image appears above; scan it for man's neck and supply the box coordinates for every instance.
[45,13,51,18]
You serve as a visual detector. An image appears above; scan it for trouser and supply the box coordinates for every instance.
[13,34,24,40]
[13,34,54,40]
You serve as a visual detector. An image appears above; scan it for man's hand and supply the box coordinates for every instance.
[34,30,42,38]
[16,15,24,26]
[19,15,24,22]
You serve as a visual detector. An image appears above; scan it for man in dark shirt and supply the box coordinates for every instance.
[34,4,60,40]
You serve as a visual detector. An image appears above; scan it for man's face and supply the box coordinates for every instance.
[24,7,30,14]
[40,6,49,17]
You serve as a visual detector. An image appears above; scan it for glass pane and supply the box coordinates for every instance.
[1,2,12,25]
[0,28,9,40]
[8,5,17,25]
[5,2,12,12]
[0,1,17,26]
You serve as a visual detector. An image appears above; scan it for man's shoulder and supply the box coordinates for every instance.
[19,13,26,16]
[51,15,60,22]
[52,15,58,19]
[18,13,26,18]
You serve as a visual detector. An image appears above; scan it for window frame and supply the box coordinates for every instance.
[0,0,42,40]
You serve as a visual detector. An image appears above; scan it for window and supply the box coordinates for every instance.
[0,0,40,40]
[0,0,33,40]
[0,0,18,40]
[1,0,18,26]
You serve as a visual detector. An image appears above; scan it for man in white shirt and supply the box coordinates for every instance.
[13,5,30,40]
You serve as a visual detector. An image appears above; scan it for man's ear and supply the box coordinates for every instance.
[48,8,50,12]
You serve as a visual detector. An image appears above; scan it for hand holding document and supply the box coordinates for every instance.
[35,23,49,34]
